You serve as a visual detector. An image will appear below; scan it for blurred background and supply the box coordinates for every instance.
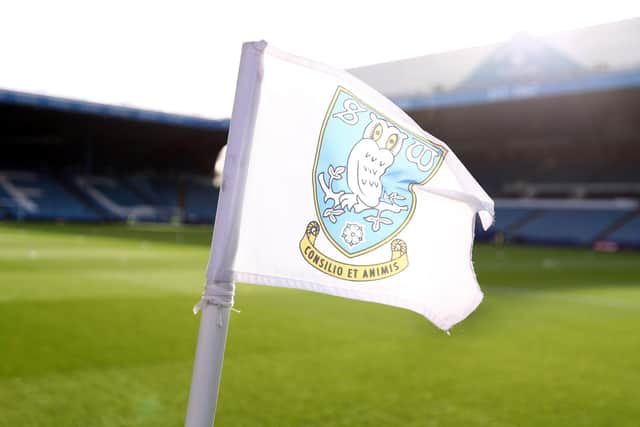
[1,2,639,426]
[1,6,640,247]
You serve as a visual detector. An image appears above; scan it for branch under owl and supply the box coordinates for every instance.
[318,165,346,223]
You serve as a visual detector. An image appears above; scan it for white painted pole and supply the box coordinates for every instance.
[184,298,232,427]
[184,41,265,427]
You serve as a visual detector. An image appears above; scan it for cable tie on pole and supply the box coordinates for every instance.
[192,282,237,316]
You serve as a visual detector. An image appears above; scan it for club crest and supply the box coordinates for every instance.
[300,87,447,281]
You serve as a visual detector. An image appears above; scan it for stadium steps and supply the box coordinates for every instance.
[0,192,10,219]
[123,177,156,205]
[606,214,640,248]
[183,176,219,224]
[597,209,640,241]
[476,207,544,242]
[127,176,184,222]
[56,175,110,221]
[511,208,633,246]
[504,209,544,236]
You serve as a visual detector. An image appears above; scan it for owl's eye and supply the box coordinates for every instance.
[386,134,398,150]
[372,124,383,141]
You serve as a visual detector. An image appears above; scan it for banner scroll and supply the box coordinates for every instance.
[299,221,409,282]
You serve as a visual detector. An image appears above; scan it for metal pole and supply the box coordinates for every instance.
[184,294,233,427]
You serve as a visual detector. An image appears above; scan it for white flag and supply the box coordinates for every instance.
[206,41,494,331]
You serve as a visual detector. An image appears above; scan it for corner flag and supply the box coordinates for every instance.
[185,40,494,427]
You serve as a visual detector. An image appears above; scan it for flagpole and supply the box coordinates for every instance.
[184,296,233,427]
[184,41,265,427]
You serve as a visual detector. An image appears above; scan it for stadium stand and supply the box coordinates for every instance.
[0,171,221,224]
[1,18,639,250]
[352,18,640,248]
[513,209,630,245]
[0,171,99,221]
[497,199,638,246]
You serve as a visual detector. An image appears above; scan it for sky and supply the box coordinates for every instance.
[1,0,639,119]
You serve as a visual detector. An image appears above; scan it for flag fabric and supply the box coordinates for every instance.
[206,41,494,331]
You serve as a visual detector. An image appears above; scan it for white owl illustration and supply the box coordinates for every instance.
[340,113,407,212]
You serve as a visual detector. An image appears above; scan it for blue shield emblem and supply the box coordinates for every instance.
[313,87,448,258]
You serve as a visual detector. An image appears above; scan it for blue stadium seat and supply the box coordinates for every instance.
[475,207,538,241]
[184,177,219,223]
[152,178,179,207]
[495,207,537,231]
[75,176,159,221]
[129,175,179,207]
[512,208,631,245]
[0,187,15,215]
[606,215,640,248]
[91,178,143,207]
[0,172,99,221]
[37,177,101,220]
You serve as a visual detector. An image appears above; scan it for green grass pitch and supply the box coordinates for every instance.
[1,223,639,426]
